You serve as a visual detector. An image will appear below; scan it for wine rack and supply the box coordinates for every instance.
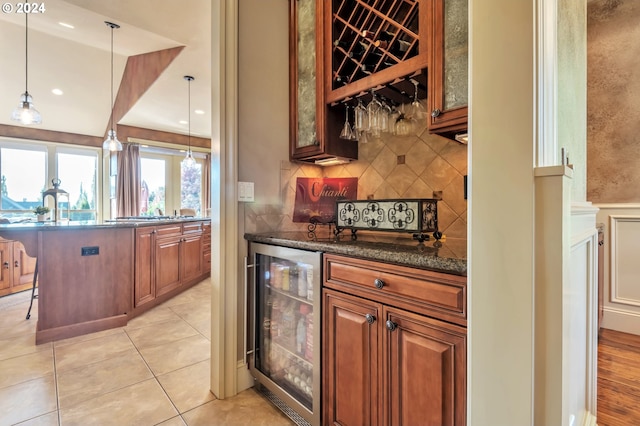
[325,0,430,104]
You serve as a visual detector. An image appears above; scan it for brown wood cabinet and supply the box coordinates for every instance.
[427,0,468,138]
[289,0,469,163]
[134,222,204,308]
[202,221,211,272]
[289,0,358,163]
[0,238,37,297]
[323,254,467,426]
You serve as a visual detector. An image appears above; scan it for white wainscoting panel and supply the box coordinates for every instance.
[596,204,640,335]
[610,215,640,306]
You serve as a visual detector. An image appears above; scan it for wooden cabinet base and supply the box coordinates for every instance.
[36,314,128,345]
[131,271,210,318]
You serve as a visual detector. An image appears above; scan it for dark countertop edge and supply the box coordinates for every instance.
[245,233,467,277]
[0,217,211,231]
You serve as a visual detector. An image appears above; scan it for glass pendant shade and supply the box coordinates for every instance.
[11,92,42,125]
[104,22,123,152]
[103,129,123,151]
[182,150,196,166]
[181,75,195,167]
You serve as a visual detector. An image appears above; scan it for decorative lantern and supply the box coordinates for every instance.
[42,179,70,223]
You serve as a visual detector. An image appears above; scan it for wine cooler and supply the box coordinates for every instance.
[248,242,321,426]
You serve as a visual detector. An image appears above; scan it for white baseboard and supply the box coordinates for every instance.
[237,361,255,392]
[602,307,640,335]
[583,411,597,426]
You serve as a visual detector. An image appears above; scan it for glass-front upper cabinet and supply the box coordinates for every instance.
[289,0,358,164]
[427,0,468,138]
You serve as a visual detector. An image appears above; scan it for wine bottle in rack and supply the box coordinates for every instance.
[390,39,412,58]
[333,40,351,50]
[334,75,349,86]
[361,29,376,40]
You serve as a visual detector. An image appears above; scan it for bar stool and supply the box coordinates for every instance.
[26,259,38,320]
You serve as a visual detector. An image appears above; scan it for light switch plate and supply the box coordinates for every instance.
[238,181,255,202]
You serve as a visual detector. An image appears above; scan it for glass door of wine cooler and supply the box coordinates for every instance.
[249,242,321,426]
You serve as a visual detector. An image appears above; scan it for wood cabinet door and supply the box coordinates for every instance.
[323,289,382,426]
[427,0,468,135]
[181,233,203,283]
[0,241,11,291]
[134,227,156,307]
[155,235,181,297]
[383,306,466,426]
[12,242,36,287]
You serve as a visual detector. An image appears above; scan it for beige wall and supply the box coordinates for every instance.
[587,0,640,202]
[469,0,536,423]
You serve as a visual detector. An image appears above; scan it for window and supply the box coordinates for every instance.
[181,160,202,213]
[57,150,98,221]
[139,149,204,217]
[140,157,167,216]
[0,146,47,219]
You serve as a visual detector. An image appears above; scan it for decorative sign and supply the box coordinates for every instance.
[336,198,438,234]
[293,178,358,223]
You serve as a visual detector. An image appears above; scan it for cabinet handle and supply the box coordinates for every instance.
[374,278,385,289]
[2,261,8,269]
[386,320,397,332]
[14,260,19,268]
[365,313,376,324]
[431,108,441,118]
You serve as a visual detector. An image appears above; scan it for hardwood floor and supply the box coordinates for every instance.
[598,328,640,426]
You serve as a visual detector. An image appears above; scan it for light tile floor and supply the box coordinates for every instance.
[0,279,294,426]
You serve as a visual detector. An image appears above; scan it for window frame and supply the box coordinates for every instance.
[0,137,102,221]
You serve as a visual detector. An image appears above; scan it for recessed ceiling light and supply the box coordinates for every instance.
[179,120,188,125]
[194,109,205,115]
[52,88,64,95]
[58,22,74,29]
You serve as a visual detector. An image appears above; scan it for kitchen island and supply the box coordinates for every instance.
[0,218,211,344]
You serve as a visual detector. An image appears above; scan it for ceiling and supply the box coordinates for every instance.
[0,0,212,140]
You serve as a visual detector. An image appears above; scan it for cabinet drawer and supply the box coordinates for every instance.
[183,222,203,234]
[156,224,182,238]
[324,254,466,325]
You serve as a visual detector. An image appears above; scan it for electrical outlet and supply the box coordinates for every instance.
[81,246,99,256]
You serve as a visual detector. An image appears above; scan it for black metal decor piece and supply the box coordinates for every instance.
[335,198,440,241]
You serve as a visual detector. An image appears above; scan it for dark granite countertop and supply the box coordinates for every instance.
[245,231,467,276]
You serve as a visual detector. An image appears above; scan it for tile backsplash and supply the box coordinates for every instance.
[244,120,467,239]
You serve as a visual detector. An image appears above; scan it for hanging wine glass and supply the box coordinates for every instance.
[367,89,382,137]
[354,98,368,133]
[388,105,400,135]
[395,103,411,136]
[410,80,427,120]
[379,99,392,134]
[339,105,355,140]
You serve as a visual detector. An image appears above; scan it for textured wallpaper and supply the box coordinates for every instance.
[587,0,640,202]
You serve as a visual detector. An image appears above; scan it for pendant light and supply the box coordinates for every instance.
[182,75,196,166]
[103,21,123,152]
[11,12,41,125]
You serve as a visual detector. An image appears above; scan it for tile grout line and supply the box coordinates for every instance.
[52,342,62,426]
[123,324,184,423]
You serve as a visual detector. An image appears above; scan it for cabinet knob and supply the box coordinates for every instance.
[374,278,385,289]
[2,261,8,269]
[14,260,19,268]
[386,320,397,332]
[431,109,441,118]
[365,313,376,324]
